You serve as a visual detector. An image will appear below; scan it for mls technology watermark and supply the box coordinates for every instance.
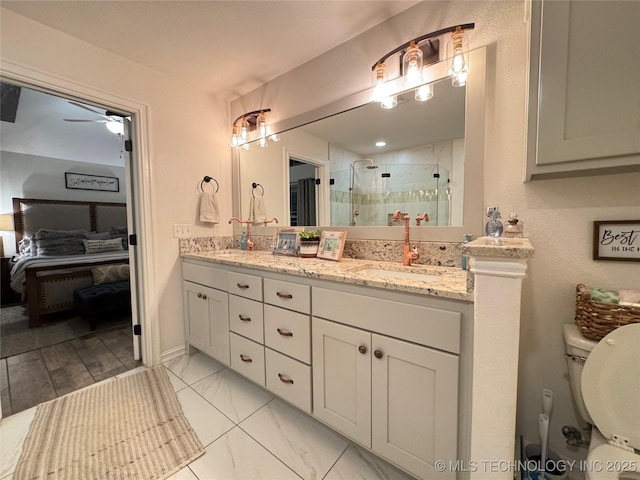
[434,459,638,473]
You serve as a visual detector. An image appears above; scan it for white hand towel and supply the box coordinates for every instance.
[252,194,267,225]
[248,195,256,223]
[199,190,220,224]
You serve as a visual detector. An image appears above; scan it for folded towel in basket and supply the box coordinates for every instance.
[619,289,640,307]
[199,190,220,224]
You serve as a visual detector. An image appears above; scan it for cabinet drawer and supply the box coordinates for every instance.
[264,305,310,364]
[227,271,263,301]
[230,333,265,387]
[264,278,310,313]
[183,262,227,290]
[313,287,461,354]
[265,348,311,413]
[229,295,264,343]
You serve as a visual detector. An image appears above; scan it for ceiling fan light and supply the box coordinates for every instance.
[106,121,123,135]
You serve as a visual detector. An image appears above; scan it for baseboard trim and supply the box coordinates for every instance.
[161,344,186,363]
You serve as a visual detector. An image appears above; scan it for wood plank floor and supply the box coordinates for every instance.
[1,325,141,416]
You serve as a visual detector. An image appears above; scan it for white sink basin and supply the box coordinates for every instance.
[356,268,439,283]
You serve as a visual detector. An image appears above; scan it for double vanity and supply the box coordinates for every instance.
[181,240,533,480]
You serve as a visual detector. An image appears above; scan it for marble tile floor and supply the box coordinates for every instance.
[0,351,416,480]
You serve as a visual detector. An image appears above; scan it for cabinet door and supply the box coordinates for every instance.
[183,280,209,354]
[372,334,458,480]
[312,318,371,447]
[526,0,640,179]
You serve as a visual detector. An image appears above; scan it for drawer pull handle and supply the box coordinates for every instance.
[202,294,207,300]
[277,328,293,337]
[278,373,294,384]
[237,283,250,289]
[239,315,251,322]
[240,354,253,363]
[374,349,384,359]
[197,293,202,298]
[358,345,367,354]
[276,292,293,299]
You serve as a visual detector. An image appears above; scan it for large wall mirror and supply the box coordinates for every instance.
[233,47,486,242]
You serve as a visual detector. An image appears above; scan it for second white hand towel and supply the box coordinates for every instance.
[252,192,267,224]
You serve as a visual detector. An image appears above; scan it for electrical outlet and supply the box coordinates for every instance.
[173,224,192,238]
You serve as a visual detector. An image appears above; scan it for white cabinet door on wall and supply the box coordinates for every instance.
[312,318,372,446]
[182,281,230,365]
[526,0,640,180]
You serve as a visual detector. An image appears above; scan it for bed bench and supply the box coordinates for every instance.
[73,280,131,330]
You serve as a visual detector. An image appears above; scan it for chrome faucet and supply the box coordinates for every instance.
[392,210,419,266]
[228,217,254,251]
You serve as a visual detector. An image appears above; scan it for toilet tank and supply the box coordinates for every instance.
[563,323,598,425]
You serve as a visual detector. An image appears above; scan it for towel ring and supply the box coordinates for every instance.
[251,182,264,197]
[200,176,219,193]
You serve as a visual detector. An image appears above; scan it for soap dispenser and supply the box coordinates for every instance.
[485,207,504,237]
[240,231,248,251]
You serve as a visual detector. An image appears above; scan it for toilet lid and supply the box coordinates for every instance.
[586,443,639,480]
[582,324,640,451]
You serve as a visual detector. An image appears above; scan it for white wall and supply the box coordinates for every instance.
[0,151,126,255]
[232,0,640,467]
[1,7,232,356]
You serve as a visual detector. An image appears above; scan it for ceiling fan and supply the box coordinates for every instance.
[63,101,124,135]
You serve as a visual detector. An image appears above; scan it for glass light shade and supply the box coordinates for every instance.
[415,83,434,102]
[258,136,267,148]
[240,118,248,141]
[402,41,423,87]
[258,112,267,137]
[371,63,387,102]
[106,121,123,135]
[242,143,250,151]
[269,134,280,142]
[452,70,467,87]
[447,27,469,84]
[380,95,397,109]
[231,124,239,147]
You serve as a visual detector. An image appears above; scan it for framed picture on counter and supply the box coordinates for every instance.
[317,230,347,262]
[272,227,302,256]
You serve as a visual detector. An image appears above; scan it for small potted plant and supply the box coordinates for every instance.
[299,230,321,258]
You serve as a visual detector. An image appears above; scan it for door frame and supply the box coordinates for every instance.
[0,59,161,367]
[283,148,330,226]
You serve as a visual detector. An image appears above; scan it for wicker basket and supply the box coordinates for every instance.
[575,284,640,340]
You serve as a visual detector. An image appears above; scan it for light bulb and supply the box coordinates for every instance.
[380,96,397,109]
[415,83,434,102]
[402,41,423,87]
[371,63,387,102]
[258,136,267,148]
[447,26,469,82]
[258,112,267,137]
[230,124,239,147]
[240,118,248,141]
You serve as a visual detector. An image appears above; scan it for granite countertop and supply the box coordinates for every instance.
[182,250,473,302]
[463,236,535,259]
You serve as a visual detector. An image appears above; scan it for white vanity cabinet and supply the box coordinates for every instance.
[312,287,461,480]
[526,0,640,180]
[182,263,230,365]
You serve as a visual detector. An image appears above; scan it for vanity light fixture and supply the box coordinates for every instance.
[230,109,272,148]
[371,23,474,107]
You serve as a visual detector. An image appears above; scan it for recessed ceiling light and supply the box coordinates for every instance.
[375,141,386,147]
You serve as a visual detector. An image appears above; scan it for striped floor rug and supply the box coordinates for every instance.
[14,366,204,480]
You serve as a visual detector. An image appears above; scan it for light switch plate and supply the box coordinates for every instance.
[173,224,192,238]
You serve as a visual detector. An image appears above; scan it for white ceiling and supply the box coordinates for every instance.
[1,0,420,99]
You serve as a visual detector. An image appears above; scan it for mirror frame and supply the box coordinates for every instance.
[232,47,486,243]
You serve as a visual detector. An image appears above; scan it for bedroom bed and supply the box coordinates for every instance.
[10,197,130,327]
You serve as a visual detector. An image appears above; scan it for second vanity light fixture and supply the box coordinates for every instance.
[230,108,278,149]
[371,23,474,109]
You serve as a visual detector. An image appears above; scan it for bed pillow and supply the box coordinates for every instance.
[109,226,128,249]
[35,229,88,256]
[18,235,37,257]
[91,264,130,284]
[87,231,112,240]
[83,238,124,254]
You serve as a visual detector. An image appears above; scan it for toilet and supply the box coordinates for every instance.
[563,323,640,480]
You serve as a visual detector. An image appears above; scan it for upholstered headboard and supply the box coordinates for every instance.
[12,198,127,249]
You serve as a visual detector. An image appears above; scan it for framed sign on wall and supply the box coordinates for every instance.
[593,220,640,262]
[65,172,119,192]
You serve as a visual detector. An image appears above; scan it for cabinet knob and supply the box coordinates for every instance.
[277,328,293,337]
[197,293,202,298]
[240,354,252,363]
[358,345,367,354]
[239,315,251,322]
[374,349,383,359]
[202,294,207,300]
[237,283,250,289]
[278,373,294,384]
[276,292,293,299]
